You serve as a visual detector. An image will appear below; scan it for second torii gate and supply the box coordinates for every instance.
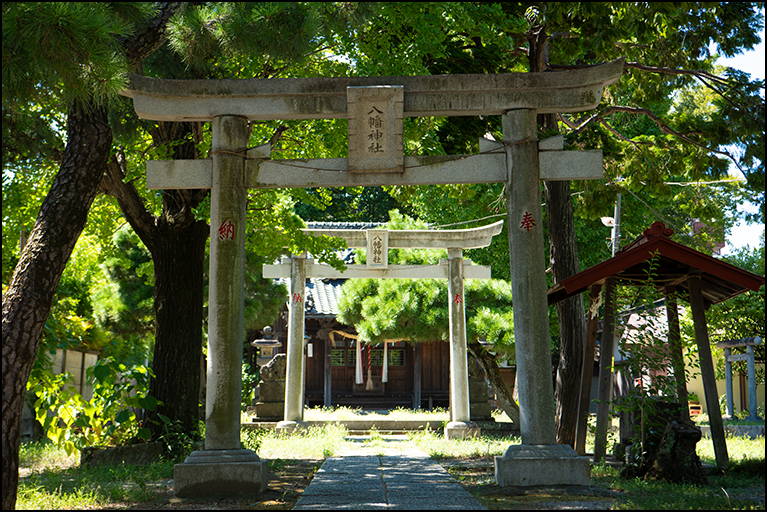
[121,58,624,495]
[263,220,504,439]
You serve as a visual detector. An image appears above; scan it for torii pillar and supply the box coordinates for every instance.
[275,253,308,434]
[446,247,479,439]
[174,116,268,496]
[494,110,591,487]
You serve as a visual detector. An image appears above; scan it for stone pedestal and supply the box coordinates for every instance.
[494,444,590,488]
[468,356,494,421]
[254,354,286,421]
[175,449,268,497]
[444,420,480,440]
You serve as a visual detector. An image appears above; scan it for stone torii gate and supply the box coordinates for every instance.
[121,58,624,496]
[263,220,504,439]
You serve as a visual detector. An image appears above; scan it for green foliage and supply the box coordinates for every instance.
[91,225,155,364]
[2,3,156,107]
[152,417,203,463]
[337,211,514,355]
[2,158,60,286]
[241,362,260,412]
[240,426,269,453]
[295,186,410,223]
[27,357,159,456]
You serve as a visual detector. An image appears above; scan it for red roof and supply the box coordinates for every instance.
[548,222,765,308]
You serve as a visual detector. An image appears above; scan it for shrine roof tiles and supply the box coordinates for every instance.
[305,278,345,317]
[306,221,383,231]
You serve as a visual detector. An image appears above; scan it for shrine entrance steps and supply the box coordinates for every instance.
[292,435,485,510]
[304,393,451,411]
[305,394,418,410]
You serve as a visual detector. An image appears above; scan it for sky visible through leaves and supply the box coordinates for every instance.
[715,12,765,256]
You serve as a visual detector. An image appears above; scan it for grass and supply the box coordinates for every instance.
[16,408,765,510]
[18,444,175,510]
[257,423,349,459]
[18,440,79,470]
[301,405,450,421]
[694,412,765,426]
[589,450,765,510]
[16,425,347,510]
[408,429,519,460]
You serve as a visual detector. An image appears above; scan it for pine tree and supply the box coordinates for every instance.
[2,4,183,508]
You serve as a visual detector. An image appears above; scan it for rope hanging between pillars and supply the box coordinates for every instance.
[328,330,405,387]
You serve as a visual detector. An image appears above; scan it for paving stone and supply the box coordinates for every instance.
[293,437,485,510]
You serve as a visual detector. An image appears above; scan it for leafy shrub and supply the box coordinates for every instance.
[27,357,159,456]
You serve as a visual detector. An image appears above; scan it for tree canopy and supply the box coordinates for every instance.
[3,3,764,507]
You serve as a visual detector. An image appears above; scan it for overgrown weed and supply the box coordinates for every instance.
[257,423,348,459]
[302,405,449,421]
[407,429,519,459]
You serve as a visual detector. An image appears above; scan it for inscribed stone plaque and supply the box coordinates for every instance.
[347,86,404,172]
[366,229,389,268]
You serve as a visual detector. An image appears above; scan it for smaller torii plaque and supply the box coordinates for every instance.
[366,229,389,268]
[347,86,404,172]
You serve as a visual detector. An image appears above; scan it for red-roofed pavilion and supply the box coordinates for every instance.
[548,222,765,468]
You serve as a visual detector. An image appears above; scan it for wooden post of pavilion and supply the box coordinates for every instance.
[575,283,603,455]
[665,285,690,420]
[688,275,729,468]
[594,277,616,462]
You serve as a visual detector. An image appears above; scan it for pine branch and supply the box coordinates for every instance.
[624,62,763,114]
[563,106,745,174]
[100,149,157,253]
[118,2,188,70]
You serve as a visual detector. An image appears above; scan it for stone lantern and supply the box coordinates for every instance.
[251,326,282,367]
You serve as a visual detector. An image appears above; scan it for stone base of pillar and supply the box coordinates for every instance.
[444,421,480,440]
[275,420,308,434]
[174,449,267,497]
[494,444,590,488]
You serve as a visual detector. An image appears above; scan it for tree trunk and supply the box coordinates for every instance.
[546,179,586,448]
[101,122,209,441]
[145,210,208,438]
[467,338,520,425]
[529,27,586,448]
[2,101,112,511]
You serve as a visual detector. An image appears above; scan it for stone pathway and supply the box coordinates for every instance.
[293,435,485,510]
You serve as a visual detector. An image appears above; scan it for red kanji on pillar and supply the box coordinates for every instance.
[453,294,463,304]
[292,293,302,303]
[218,219,235,241]
[520,212,536,232]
